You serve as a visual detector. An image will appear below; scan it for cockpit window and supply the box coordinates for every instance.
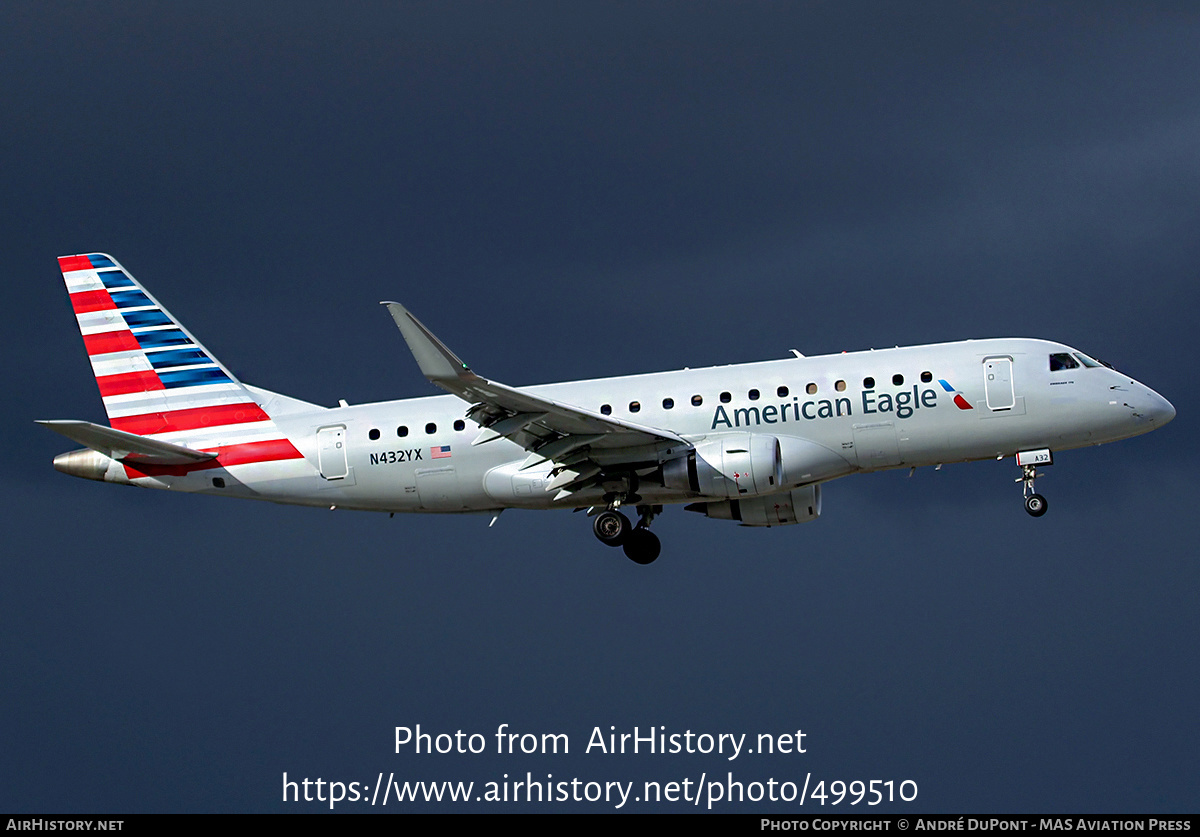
[1049,353,1079,371]
[1073,353,1102,368]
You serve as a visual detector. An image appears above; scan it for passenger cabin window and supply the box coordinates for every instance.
[629,401,641,413]
[601,404,612,415]
[863,377,875,389]
[893,374,904,386]
[921,371,933,383]
[692,395,704,406]
[397,426,408,437]
[369,428,380,441]
[835,380,847,392]
[454,419,465,431]
[425,422,437,434]
[1049,353,1079,371]
[748,389,760,401]
[777,386,789,397]
[662,398,674,409]
[806,383,817,395]
[719,392,731,403]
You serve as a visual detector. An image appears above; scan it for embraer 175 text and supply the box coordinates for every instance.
[41,254,1175,564]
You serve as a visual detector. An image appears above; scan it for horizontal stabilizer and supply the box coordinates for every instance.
[37,420,218,465]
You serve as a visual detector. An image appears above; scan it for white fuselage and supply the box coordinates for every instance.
[195,337,1172,514]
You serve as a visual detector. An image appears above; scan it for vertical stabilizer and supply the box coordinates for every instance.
[57,253,306,478]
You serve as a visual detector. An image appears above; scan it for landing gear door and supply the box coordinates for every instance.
[984,357,1015,411]
[852,422,901,469]
[316,425,349,480]
[416,466,464,510]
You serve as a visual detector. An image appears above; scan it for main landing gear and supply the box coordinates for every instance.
[592,504,663,564]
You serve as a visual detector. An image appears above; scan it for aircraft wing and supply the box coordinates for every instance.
[37,420,219,465]
[383,302,692,490]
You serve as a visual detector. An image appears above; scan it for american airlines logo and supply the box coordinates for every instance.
[938,379,975,410]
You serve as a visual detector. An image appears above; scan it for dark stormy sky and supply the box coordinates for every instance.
[3,2,1198,814]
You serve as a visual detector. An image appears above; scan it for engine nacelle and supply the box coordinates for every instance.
[685,484,821,527]
[662,433,783,498]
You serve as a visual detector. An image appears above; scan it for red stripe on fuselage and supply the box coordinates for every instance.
[123,438,304,478]
[111,402,270,435]
[70,289,116,314]
[96,370,166,397]
[59,255,94,272]
[213,438,303,467]
[83,330,141,355]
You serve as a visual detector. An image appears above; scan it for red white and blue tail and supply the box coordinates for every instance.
[56,253,307,479]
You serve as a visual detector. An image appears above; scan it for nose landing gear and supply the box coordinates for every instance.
[1016,452,1050,517]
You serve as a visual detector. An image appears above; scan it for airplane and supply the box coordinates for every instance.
[40,253,1175,564]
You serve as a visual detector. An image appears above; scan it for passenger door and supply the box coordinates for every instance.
[316,426,348,480]
[983,357,1015,411]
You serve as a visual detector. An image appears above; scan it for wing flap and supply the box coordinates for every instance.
[519,434,605,470]
[546,463,602,493]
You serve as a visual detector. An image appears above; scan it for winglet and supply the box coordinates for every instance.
[381,301,472,384]
[379,301,693,457]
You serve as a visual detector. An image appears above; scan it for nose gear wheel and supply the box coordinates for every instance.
[1017,463,1049,517]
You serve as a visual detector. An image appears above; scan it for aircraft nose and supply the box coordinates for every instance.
[1132,384,1176,427]
[1149,390,1176,426]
